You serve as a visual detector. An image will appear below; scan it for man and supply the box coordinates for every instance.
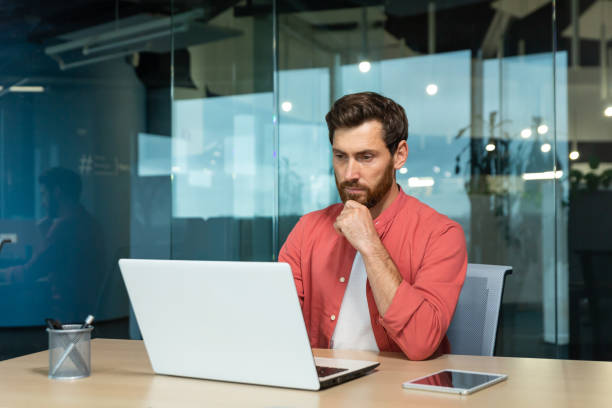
[0,167,105,322]
[279,92,467,360]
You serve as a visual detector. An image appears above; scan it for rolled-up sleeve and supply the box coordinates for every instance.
[379,223,467,360]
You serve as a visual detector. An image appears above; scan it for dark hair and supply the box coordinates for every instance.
[39,167,82,202]
[325,92,408,154]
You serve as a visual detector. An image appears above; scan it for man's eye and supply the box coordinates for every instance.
[361,155,373,161]
[334,154,346,159]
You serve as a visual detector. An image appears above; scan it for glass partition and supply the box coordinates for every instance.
[0,1,172,358]
[558,0,612,361]
[3,0,610,363]
[277,0,563,358]
[170,2,275,263]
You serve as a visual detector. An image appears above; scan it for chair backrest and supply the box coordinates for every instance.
[446,263,512,356]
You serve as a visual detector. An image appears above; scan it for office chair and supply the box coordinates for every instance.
[446,263,512,356]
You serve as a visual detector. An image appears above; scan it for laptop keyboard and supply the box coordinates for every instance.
[316,365,348,378]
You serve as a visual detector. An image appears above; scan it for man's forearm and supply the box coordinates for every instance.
[361,241,402,316]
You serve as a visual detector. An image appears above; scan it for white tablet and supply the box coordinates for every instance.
[402,369,507,395]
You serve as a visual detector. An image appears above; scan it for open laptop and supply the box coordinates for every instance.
[118,259,379,390]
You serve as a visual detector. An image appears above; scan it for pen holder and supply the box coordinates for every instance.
[47,324,94,380]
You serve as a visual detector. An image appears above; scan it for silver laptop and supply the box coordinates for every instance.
[118,259,379,390]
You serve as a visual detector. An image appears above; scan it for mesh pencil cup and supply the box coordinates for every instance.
[47,324,94,380]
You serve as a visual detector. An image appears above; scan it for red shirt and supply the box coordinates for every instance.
[278,187,467,360]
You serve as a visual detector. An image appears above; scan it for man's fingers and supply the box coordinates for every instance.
[344,200,362,209]
[333,221,344,236]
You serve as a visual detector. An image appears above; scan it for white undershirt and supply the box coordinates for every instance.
[330,252,379,351]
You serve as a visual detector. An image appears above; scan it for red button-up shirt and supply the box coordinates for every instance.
[279,187,467,360]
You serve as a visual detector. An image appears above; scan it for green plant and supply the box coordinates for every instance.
[454,111,518,194]
[570,156,612,193]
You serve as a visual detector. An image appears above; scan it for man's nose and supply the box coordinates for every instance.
[344,158,360,181]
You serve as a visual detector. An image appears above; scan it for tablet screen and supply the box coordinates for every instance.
[412,370,501,389]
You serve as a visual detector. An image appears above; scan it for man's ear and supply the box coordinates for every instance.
[393,140,408,170]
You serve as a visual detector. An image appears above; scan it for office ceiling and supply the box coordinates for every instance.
[562,0,612,41]
[0,0,240,43]
[0,0,606,65]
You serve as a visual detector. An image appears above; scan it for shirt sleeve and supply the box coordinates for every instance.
[379,222,467,360]
[278,217,306,309]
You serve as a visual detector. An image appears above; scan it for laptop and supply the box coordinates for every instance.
[118,259,380,390]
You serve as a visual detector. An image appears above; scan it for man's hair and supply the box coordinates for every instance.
[39,167,82,202]
[325,92,408,154]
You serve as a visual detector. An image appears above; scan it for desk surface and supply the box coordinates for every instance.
[1,339,612,407]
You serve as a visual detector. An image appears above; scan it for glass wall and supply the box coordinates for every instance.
[277,0,563,358]
[557,0,612,361]
[3,0,612,362]
[170,0,275,263]
[0,1,170,358]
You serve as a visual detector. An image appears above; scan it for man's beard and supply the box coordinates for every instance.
[335,161,395,209]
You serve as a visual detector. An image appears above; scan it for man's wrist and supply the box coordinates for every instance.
[359,237,387,260]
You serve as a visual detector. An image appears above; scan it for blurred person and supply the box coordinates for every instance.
[0,167,105,322]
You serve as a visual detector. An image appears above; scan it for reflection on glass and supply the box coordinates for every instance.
[561,0,612,360]
[0,0,163,358]
[170,3,275,262]
[0,168,104,324]
[172,94,274,220]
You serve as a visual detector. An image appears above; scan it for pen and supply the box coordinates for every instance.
[80,315,95,329]
[45,318,63,330]
[49,315,94,377]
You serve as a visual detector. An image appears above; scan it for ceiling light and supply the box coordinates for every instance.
[9,86,45,92]
[408,177,435,188]
[537,124,549,135]
[358,61,371,73]
[425,84,438,96]
[569,151,580,160]
[485,143,496,152]
[45,9,204,56]
[520,128,532,139]
[522,171,563,180]
[605,106,612,117]
[433,166,441,173]
[43,9,241,71]
[541,143,551,153]
[281,101,292,112]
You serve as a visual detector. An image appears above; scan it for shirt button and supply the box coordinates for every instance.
[331,314,336,321]
[339,277,345,283]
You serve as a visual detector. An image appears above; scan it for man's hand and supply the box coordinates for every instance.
[334,200,402,315]
[333,200,381,255]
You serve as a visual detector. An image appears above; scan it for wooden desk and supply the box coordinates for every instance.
[1,339,611,407]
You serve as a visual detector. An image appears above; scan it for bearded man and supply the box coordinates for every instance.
[279,92,467,360]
